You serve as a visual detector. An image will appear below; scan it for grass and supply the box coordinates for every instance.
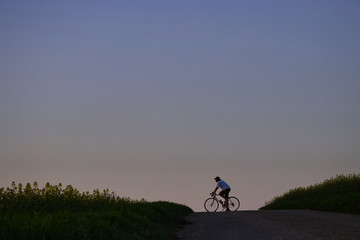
[260,173,360,214]
[0,182,193,239]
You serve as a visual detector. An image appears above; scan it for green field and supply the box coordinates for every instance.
[260,173,360,214]
[0,182,193,240]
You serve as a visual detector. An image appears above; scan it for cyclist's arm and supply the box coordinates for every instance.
[212,186,219,195]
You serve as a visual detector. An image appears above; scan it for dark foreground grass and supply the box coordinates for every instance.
[260,173,360,214]
[0,182,193,240]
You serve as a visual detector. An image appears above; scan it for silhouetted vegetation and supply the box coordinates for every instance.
[0,182,192,239]
[260,173,360,214]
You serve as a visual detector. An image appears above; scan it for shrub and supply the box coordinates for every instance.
[0,182,192,240]
[260,173,360,214]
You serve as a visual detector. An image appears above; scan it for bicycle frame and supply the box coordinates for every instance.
[211,193,225,203]
[204,193,240,212]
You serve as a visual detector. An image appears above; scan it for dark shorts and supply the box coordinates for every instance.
[220,188,231,198]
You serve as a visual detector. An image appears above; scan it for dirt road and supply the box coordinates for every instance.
[177,210,360,240]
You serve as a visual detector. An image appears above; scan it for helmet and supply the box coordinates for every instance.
[214,176,220,180]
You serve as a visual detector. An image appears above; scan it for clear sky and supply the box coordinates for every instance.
[1,0,360,211]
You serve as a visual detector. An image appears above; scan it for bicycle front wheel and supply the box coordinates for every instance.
[204,198,219,212]
[228,196,240,211]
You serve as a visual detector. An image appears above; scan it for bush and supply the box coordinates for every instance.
[0,182,193,240]
[260,173,360,214]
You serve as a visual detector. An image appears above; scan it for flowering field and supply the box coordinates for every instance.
[260,173,360,214]
[0,182,192,239]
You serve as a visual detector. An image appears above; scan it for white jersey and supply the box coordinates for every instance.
[217,180,231,190]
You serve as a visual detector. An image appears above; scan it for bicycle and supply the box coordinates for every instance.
[204,193,240,212]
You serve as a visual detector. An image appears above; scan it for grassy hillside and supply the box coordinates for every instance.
[260,174,360,214]
[0,182,193,240]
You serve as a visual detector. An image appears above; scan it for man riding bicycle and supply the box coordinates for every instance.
[211,176,231,211]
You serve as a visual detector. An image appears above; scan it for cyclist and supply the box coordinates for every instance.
[211,176,231,211]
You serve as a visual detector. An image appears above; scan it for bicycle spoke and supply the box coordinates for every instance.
[204,198,219,212]
[227,197,240,211]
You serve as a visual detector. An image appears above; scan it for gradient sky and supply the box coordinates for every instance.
[1,0,360,211]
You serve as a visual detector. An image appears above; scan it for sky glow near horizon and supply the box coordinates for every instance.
[1,1,360,211]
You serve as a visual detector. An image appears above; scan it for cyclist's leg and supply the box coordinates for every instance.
[224,189,231,210]
[219,190,226,199]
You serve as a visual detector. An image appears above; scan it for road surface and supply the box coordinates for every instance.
[177,210,360,240]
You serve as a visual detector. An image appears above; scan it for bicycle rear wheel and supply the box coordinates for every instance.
[204,198,219,212]
[228,196,240,211]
